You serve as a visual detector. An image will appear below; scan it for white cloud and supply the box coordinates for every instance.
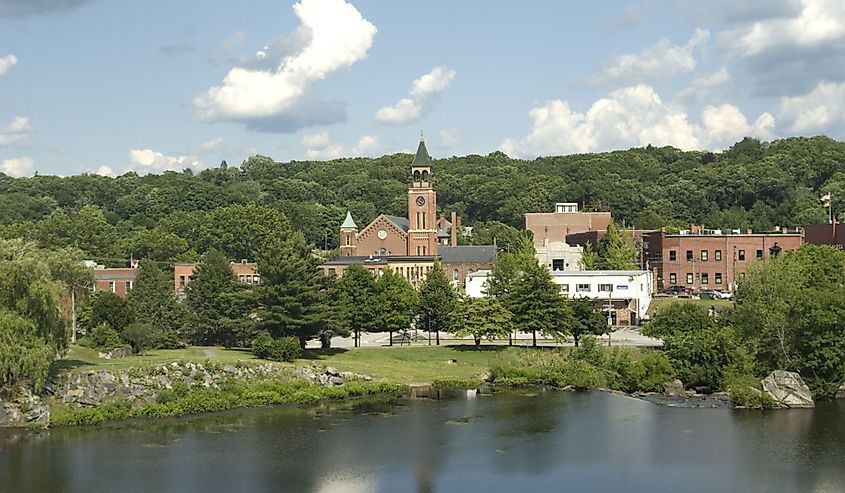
[1,156,33,177]
[592,28,709,84]
[0,54,17,75]
[0,116,33,146]
[778,81,845,133]
[194,0,376,128]
[720,0,845,56]
[197,137,224,153]
[675,67,731,102]
[376,66,456,124]
[128,149,201,174]
[301,133,379,159]
[500,85,773,158]
[95,165,114,177]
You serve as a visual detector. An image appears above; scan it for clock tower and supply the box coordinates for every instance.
[407,136,438,256]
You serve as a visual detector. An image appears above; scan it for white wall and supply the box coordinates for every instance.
[536,241,583,271]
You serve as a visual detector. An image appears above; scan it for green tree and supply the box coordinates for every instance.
[117,228,190,262]
[199,204,291,260]
[373,269,418,346]
[509,259,572,346]
[417,260,458,345]
[129,260,185,348]
[579,241,600,270]
[338,264,377,348]
[185,249,253,347]
[570,298,608,347]
[84,291,135,334]
[254,232,327,348]
[455,297,513,347]
[597,222,637,270]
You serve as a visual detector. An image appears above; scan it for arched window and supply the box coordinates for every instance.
[421,170,430,182]
[413,170,421,182]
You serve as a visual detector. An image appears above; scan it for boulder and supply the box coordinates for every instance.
[340,371,355,380]
[835,382,845,400]
[761,370,815,408]
[295,367,317,383]
[663,379,685,397]
[325,367,339,377]
[329,376,344,386]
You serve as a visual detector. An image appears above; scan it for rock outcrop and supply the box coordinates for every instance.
[0,386,51,428]
[761,370,815,408]
[662,379,685,397]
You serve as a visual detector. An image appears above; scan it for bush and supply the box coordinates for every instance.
[88,323,124,349]
[252,333,301,362]
[121,322,162,354]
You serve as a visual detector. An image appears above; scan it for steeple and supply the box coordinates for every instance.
[411,134,433,166]
[340,211,357,229]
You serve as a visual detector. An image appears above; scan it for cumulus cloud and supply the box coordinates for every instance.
[675,67,731,102]
[0,54,17,75]
[375,66,456,124]
[197,137,224,153]
[128,149,201,174]
[719,0,845,56]
[194,0,376,132]
[301,133,379,159]
[0,156,33,177]
[499,85,773,158]
[0,0,94,17]
[0,116,33,146]
[591,28,709,85]
[778,81,845,133]
[94,165,114,177]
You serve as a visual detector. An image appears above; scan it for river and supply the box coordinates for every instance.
[2,391,844,493]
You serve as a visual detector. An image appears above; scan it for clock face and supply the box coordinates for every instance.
[377,229,388,240]
[416,196,426,206]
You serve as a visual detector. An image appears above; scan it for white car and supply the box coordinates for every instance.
[699,289,732,300]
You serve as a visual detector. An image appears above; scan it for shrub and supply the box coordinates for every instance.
[252,333,301,362]
[88,323,124,349]
[121,322,162,354]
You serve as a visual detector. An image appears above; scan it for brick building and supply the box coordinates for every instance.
[525,203,611,248]
[323,137,496,287]
[642,225,802,292]
[93,267,136,298]
[174,260,260,297]
[803,222,844,249]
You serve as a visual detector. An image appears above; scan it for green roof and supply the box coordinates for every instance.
[411,138,433,166]
[340,211,357,229]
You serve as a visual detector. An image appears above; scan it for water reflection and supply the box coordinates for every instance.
[1,393,843,493]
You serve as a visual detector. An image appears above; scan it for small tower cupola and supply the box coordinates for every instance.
[411,133,433,188]
[339,211,358,257]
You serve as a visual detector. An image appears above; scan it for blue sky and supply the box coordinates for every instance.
[1,0,844,176]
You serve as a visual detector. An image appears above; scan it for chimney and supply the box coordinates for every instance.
[451,212,458,246]
[746,228,753,234]
[439,215,446,231]
[690,224,700,234]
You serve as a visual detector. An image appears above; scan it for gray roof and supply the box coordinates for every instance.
[384,215,410,233]
[411,138,433,166]
[439,245,497,264]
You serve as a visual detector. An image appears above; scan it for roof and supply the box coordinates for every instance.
[384,215,410,233]
[323,255,437,266]
[411,138,433,166]
[95,269,137,281]
[439,245,497,264]
[549,270,650,277]
[341,211,357,229]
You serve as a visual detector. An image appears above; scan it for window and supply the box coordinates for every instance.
[715,272,723,284]
[738,250,746,261]
[108,281,115,293]
[598,284,612,292]
[576,284,590,292]
[327,268,337,276]
[345,235,350,246]
[453,269,459,281]
[740,272,746,279]
[715,250,722,261]
[686,273,693,284]
[552,259,565,271]
[179,275,186,288]
[669,273,677,284]
[560,284,570,293]
[686,250,693,261]
[701,273,709,285]
[669,250,677,261]
[700,250,708,261]
[125,281,132,292]
[756,249,764,259]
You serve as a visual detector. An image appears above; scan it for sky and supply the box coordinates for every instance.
[1,0,845,177]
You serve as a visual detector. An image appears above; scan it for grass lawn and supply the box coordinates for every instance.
[648,296,733,317]
[54,344,522,386]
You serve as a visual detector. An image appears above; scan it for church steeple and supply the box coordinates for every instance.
[407,133,437,256]
[411,133,433,167]
[339,211,358,257]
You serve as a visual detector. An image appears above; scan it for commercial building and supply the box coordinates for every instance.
[642,225,802,292]
[466,269,653,326]
[322,137,496,287]
[525,202,611,248]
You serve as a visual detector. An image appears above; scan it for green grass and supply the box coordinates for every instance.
[648,297,733,317]
[55,344,520,386]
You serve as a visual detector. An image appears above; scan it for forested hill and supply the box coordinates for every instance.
[1,136,844,265]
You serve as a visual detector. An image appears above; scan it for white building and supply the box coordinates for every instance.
[535,241,583,271]
[466,269,653,326]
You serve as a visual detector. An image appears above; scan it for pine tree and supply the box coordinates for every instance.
[129,260,186,347]
[338,264,377,348]
[579,241,600,270]
[509,259,573,346]
[373,269,418,346]
[254,232,326,348]
[417,260,457,345]
[186,249,253,347]
[455,296,513,348]
[598,222,637,270]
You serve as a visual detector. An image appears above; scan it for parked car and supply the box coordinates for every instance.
[699,289,731,300]
[660,285,694,297]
